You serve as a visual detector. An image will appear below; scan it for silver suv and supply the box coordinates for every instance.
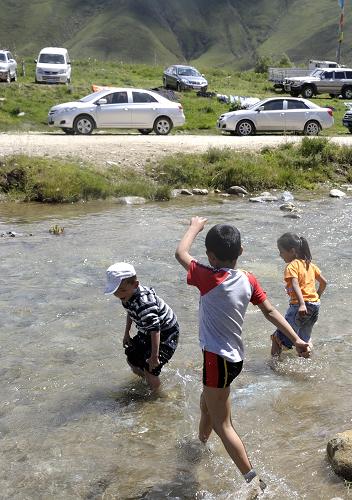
[0,50,17,82]
[284,68,352,99]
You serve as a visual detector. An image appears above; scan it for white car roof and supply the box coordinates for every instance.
[39,47,68,54]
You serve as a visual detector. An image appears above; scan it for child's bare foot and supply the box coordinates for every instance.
[270,334,282,356]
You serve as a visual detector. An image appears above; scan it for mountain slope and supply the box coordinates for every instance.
[0,0,350,68]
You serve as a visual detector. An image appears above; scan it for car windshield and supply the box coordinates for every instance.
[39,54,65,64]
[0,54,6,61]
[79,90,109,103]
[311,69,323,77]
[177,67,201,77]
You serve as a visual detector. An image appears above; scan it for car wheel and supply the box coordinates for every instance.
[73,115,95,135]
[12,71,17,82]
[303,120,321,136]
[176,82,182,92]
[153,116,173,135]
[138,129,152,135]
[342,86,352,99]
[290,91,299,97]
[329,93,336,98]
[236,120,255,136]
[61,127,75,135]
[301,85,314,99]
[163,77,167,89]
[348,127,352,134]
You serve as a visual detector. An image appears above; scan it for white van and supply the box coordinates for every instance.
[35,47,71,84]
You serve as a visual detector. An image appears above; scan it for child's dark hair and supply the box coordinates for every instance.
[277,232,312,268]
[205,224,241,261]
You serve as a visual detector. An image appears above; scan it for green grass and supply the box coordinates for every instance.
[1,138,350,203]
[0,59,350,135]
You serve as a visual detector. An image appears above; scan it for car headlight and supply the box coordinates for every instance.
[62,107,77,112]
[181,78,189,83]
[37,68,44,74]
[0,66,6,70]
[58,69,66,74]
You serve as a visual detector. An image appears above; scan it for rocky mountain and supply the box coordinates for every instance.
[0,0,350,68]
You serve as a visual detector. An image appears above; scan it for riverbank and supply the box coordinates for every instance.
[0,137,351,202]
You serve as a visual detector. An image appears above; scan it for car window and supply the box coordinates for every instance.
[105,92,128,104]
[7,52,13,60]
[322,72,333,79]
[287,100,309,109]
[262,100,283,111]
[39,54,65,64]
[346,71,352,79]
[0,53,6,62]
[334,71,345,79]
[132,92,158,103]
[177,67,200,77]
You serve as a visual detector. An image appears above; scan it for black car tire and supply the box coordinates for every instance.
[61,127,75,135]
[163,77,167,89]
[348,127,352,134]
[301,85,315,99]
[236,120,255,136]
[12,71,17,82]
[342,86,352,99]
[153,116,173,135]
[138,128,152,135]
[303,120,321,136]
[329,93,336,98]
[176,82,182,92]
[73,115,95,135]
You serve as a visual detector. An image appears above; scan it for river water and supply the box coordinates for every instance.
[0,194,351,500]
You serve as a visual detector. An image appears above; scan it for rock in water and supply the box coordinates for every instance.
[327,429,352,481]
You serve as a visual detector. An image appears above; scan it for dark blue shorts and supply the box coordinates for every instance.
[125,324,179,376]
[274,302,320,349]
[202,350,243,388]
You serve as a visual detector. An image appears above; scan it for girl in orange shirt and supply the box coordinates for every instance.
[271,232,327,356]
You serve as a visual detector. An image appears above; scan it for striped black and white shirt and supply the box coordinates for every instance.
[122,285,178,348]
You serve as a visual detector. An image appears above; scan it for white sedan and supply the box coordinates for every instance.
[48,87,185,135]
[217,97,334,136]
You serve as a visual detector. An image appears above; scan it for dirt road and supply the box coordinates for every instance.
[1,133,352,170]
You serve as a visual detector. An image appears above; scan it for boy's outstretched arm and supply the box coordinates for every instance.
[175,216,208,270]
[317,274,327,298]
[257,299,310,357]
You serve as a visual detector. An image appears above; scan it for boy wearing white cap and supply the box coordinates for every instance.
[105,262,179,391]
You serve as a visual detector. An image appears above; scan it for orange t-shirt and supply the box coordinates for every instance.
[284,259,321,304]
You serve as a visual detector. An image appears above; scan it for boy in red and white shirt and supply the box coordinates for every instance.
[175,217,310,496]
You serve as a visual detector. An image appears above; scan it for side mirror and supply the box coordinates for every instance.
[201,74,205,77]
[97,98,107,105]
[257,106,264,112]
[67,61,71,65]
[34,59,37,63]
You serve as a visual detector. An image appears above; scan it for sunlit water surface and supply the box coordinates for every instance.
[0,195,351,500]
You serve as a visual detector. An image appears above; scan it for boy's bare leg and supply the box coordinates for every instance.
[270,334,282,356]
[144,369,161,391]
[202,385,252,474]
[199,391,213,443]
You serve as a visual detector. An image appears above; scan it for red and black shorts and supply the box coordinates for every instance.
[203,350,243,388]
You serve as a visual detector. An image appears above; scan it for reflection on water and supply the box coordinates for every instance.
[0,195,351,499]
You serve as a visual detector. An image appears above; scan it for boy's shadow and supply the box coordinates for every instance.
[126,437,207,500]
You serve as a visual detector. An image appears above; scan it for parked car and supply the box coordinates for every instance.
[0,50,17,82]
[48,87,185,135]
[35,47,71,84]
[283,68,352,99]
[216,97,334,136]
[342,103,352,133]
[163,65,208,91]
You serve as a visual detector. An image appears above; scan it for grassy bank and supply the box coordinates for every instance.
[1,139,351,203]
[0,59,350,135]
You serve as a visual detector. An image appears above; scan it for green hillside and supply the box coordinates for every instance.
[0,0,350,68]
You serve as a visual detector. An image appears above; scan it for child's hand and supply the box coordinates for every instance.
[147,355,160,371]
[190,216,208,232]
[123,335,132,348]
[294,338,311,358]
[298,304,307,317]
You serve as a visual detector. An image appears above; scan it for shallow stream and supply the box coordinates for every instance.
[0,194,351,499]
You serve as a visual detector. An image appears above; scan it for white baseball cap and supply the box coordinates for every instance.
[104,262,136,295]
